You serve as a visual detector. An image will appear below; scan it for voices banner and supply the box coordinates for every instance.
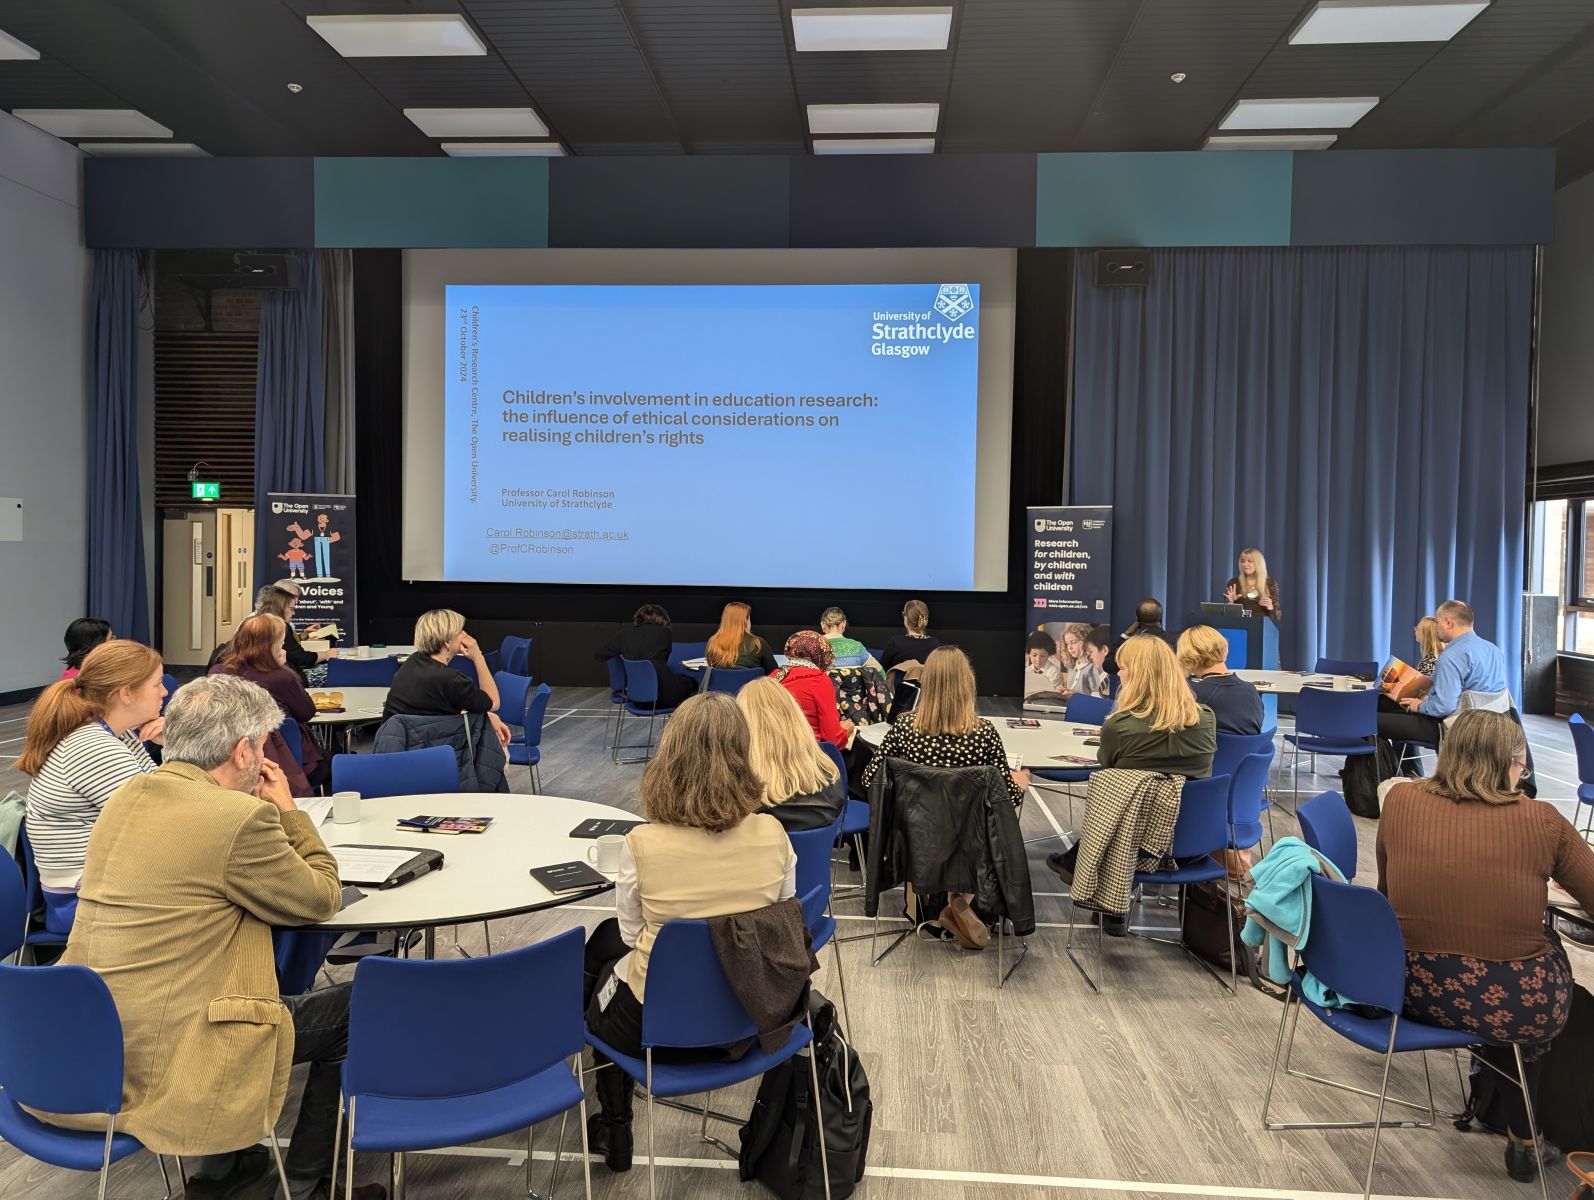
[266,492,357,644]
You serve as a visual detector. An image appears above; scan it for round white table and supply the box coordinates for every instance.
[341,644,417,659]
[1234,669,1374,696]
[308,686,390,726]
[303,793,630,939]
[856,717,1102,772]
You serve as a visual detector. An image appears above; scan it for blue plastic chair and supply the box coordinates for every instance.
[1284,687,1378,808]
[16,828,70,956]
[613,658,680,764]
[603,656,628,751]
[342,929,591,1200]
[1228,750,1273,852]
[668,640,706,678]
[1031,693,1110,825]
[1066,774,1236,995]
[495,634,532,677]
[278,715,307,770]
[326,656,400,687]
[1064,693,1112,726]
[1261,875,1547,1200]
[0,962,203,1200]
[700,665,762,696]
[494,671,551,790]
[1570,713,1594,837]
[1215,728,1277,840]
[1,856,26,961]
[585,892,833,1200]
[788,819,850,1022]
[332,744,459,798]
[1296,790,1360,882]
[1314,657,1379,679]
[159,673,178,713]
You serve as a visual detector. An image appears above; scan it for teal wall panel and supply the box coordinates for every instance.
[1036,152,1292,247]
[314,157,548,248]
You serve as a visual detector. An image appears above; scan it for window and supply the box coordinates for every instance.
[1538,497,1594,654]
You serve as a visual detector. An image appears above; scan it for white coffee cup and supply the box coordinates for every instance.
[586,834,625,874]
[352,646,368,659]
[1333,675,1351,692]
[332,791,362,824]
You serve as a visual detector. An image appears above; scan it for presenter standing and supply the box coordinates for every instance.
[1223,547,1281,624]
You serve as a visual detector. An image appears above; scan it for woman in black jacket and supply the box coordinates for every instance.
[595,604,698,708]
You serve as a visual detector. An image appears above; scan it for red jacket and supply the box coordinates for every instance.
[777,666,849,749]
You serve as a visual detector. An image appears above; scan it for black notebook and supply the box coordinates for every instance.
[570,818,645,839]
[530,860,611,895]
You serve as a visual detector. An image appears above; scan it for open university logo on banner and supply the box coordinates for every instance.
[934,284,973,322]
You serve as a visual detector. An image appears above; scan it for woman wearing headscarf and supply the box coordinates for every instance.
[772,630,853,750]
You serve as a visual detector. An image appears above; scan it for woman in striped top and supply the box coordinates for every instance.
[14,640,167,930]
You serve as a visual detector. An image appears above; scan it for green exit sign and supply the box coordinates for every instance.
[191,481,220,501]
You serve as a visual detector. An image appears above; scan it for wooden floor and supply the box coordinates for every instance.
[0,688,1589,1200]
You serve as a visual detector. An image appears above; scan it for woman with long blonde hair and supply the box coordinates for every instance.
[1380,710,1594,1185]
[16,640,166,926]
[703,601,778,672]
[1414,616,1442,677]
[1224,546,1281,623]
[737,677,844,831]
[1100,636,1216,777]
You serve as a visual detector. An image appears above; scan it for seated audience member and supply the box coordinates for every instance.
[1057,622,1093,689]
[1098,636,1216,777]
[738,677,846,832]
[820,606,879,669]
[595,603,697,708]
[209,612,328,791]
[1376,599,1535,796]
[15,641,165,930]
[1022,630,1066,700]
[703,600,779,673]
[859,646,1029,947]
[879,599,940,674]
[1105,597,1177,675]
[384,608,511,746]
[772,630,854,749]
[1073,625,1114,699]
[582,693,800,1172]
[1378,710,1594,1185]
[1177,625,1265,735]
[29,675,377,1200]
[1224,546,1281,623]
[210,582,338,683]
[59,616,112,680]
[1413,615,1442,677]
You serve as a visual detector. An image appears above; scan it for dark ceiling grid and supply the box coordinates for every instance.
[1443,25,1594,148]
[619,1,801,153]
[1074,0,1317,151]
[462,0,682,153]
[1239,42,1436,101]
[0,57,125,111]
[1342,0,1594,147]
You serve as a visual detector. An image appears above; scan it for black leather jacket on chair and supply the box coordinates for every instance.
[863,758,1035,935]
[372,712,509,793]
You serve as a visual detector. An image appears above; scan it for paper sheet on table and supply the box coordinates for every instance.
[297,795,333,827]
[331,846,419,883]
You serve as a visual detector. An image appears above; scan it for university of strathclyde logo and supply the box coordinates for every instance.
[934,283,973,322]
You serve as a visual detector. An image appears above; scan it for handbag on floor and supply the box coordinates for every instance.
[1342,740,1400,819]
[738,993,872,1200]
[1179,878,1280,998]
[1569,1150,1594,1199]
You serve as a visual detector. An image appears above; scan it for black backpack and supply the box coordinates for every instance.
[738,994,872,1200]
[1342,739,1400,818]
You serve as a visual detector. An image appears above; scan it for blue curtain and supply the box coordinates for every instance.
[1070,246,1532,692]
[254,252,324,591]
[87,250,151,644]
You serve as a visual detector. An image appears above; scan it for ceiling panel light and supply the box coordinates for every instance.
[792,6,953,52]
[403,107,548,138]
[1204,134,1339,150]
[79,142,208,157]
[807,102,939,135]
[812,138,936,155]
[1219,97,1378,130]
[0,28,40,59]
[12,108,173,138]
[307,13,485,57]
[1290,1,1488,45]
[441,141,566,157]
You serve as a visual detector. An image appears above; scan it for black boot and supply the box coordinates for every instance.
[590,1063,634,1172]
[1504,1135,1538,1183]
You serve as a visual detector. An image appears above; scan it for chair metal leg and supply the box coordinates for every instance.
[526,1109,568,1199]
[1512,1043,1552,1200]
[995,920,1028,988]
[267,1129,293,1200]
[646,1052,657,1200]
[1361,1021,1401,1200]
[1063,899,1102,993]
[828,933,853,1037]
[391,1150,406,1200]
[576,1070,593,1200]
[330,1095,345,1200]
[156,1153,173,1200]
[97,1118,115,1200]
[345,1097,358,1200]
[1260,989,1296,1128]
[807,1049,834,1200]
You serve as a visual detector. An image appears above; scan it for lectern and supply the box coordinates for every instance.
[1187,611,1279,671]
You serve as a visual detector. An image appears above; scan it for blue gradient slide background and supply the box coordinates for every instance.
[443,283,979,588]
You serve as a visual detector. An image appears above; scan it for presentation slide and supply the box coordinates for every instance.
[441,283,981,589]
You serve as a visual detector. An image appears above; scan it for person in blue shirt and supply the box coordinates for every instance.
[1378,599,1535,797]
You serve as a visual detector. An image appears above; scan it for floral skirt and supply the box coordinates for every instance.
[1403,944,1573,1060]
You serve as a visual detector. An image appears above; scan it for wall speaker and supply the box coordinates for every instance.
[1095,248,1152,287]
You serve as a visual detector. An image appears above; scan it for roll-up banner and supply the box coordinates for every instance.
[266,492,357,644]
[1022,505,1112,701]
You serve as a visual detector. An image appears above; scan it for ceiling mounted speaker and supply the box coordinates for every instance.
[1096,249,1153,287]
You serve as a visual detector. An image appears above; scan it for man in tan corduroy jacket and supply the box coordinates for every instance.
[29,674,382,1200]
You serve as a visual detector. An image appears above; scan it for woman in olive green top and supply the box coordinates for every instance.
[704,601,779,673]
[1098,635,1216,777]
